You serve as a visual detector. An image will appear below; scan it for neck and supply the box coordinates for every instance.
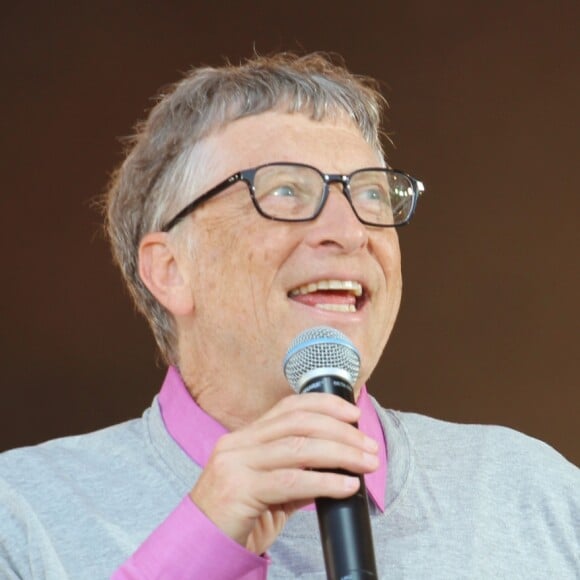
[178,363,293,431]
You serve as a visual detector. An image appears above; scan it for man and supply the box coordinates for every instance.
[0,53,578,579]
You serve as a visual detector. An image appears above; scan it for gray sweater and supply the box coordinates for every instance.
[1,397,578,579]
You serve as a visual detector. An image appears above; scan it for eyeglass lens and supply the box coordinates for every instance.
[252,164,415,225]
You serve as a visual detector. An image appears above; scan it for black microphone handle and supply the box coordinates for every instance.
[301,375,378,580]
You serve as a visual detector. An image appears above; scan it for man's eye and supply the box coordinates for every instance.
[357,187,384,201]
[270,185,296,197]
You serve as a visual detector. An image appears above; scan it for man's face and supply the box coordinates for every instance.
[173,111,402,407]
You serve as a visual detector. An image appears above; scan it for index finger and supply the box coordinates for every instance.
[261,392,361,424]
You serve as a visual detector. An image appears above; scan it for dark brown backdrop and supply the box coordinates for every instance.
[1,1,578,465]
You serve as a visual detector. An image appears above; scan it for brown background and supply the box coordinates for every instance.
[1,1,578,465]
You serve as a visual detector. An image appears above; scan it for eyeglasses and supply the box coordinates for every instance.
[161,162,425,232]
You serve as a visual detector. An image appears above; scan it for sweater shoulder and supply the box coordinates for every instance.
[378,406,579,485]
[0,413,149,491]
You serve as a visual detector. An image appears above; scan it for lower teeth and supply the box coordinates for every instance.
[316,304,356,313]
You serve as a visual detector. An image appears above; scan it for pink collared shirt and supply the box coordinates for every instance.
[114,367,387,579]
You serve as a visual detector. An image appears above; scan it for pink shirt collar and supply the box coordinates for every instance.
[158,366,387,512]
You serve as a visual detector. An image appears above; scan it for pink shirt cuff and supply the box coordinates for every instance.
[112,496,268,580]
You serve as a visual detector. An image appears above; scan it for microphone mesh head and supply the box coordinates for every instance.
[283,326,361,392]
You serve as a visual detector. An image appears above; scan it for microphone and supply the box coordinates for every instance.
[283,326,378,580]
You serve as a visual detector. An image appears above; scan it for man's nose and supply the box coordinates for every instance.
[303,184,369,253]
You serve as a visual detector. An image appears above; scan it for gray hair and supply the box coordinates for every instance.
[104,52,388,364]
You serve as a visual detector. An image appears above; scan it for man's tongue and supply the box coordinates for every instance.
[290,290,356,307]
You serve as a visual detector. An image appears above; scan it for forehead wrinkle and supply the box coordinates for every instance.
[200,112,383,179]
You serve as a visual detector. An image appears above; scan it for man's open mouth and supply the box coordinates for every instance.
[288,279,366,313]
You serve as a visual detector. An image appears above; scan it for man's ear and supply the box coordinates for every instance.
[138,232,194,316]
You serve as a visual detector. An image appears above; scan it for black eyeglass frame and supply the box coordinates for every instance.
[161,162,425,232]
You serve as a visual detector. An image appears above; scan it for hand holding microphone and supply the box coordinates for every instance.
[284,326,378,580]
[189,326,378,572]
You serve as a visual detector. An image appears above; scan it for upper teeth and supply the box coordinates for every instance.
[289,279,363,297]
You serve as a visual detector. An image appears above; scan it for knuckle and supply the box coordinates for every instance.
[207,452,230,477]
[208,445,236,476]
[213,432,233,453]
[285,435,309,455]
[275,469,300,489]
